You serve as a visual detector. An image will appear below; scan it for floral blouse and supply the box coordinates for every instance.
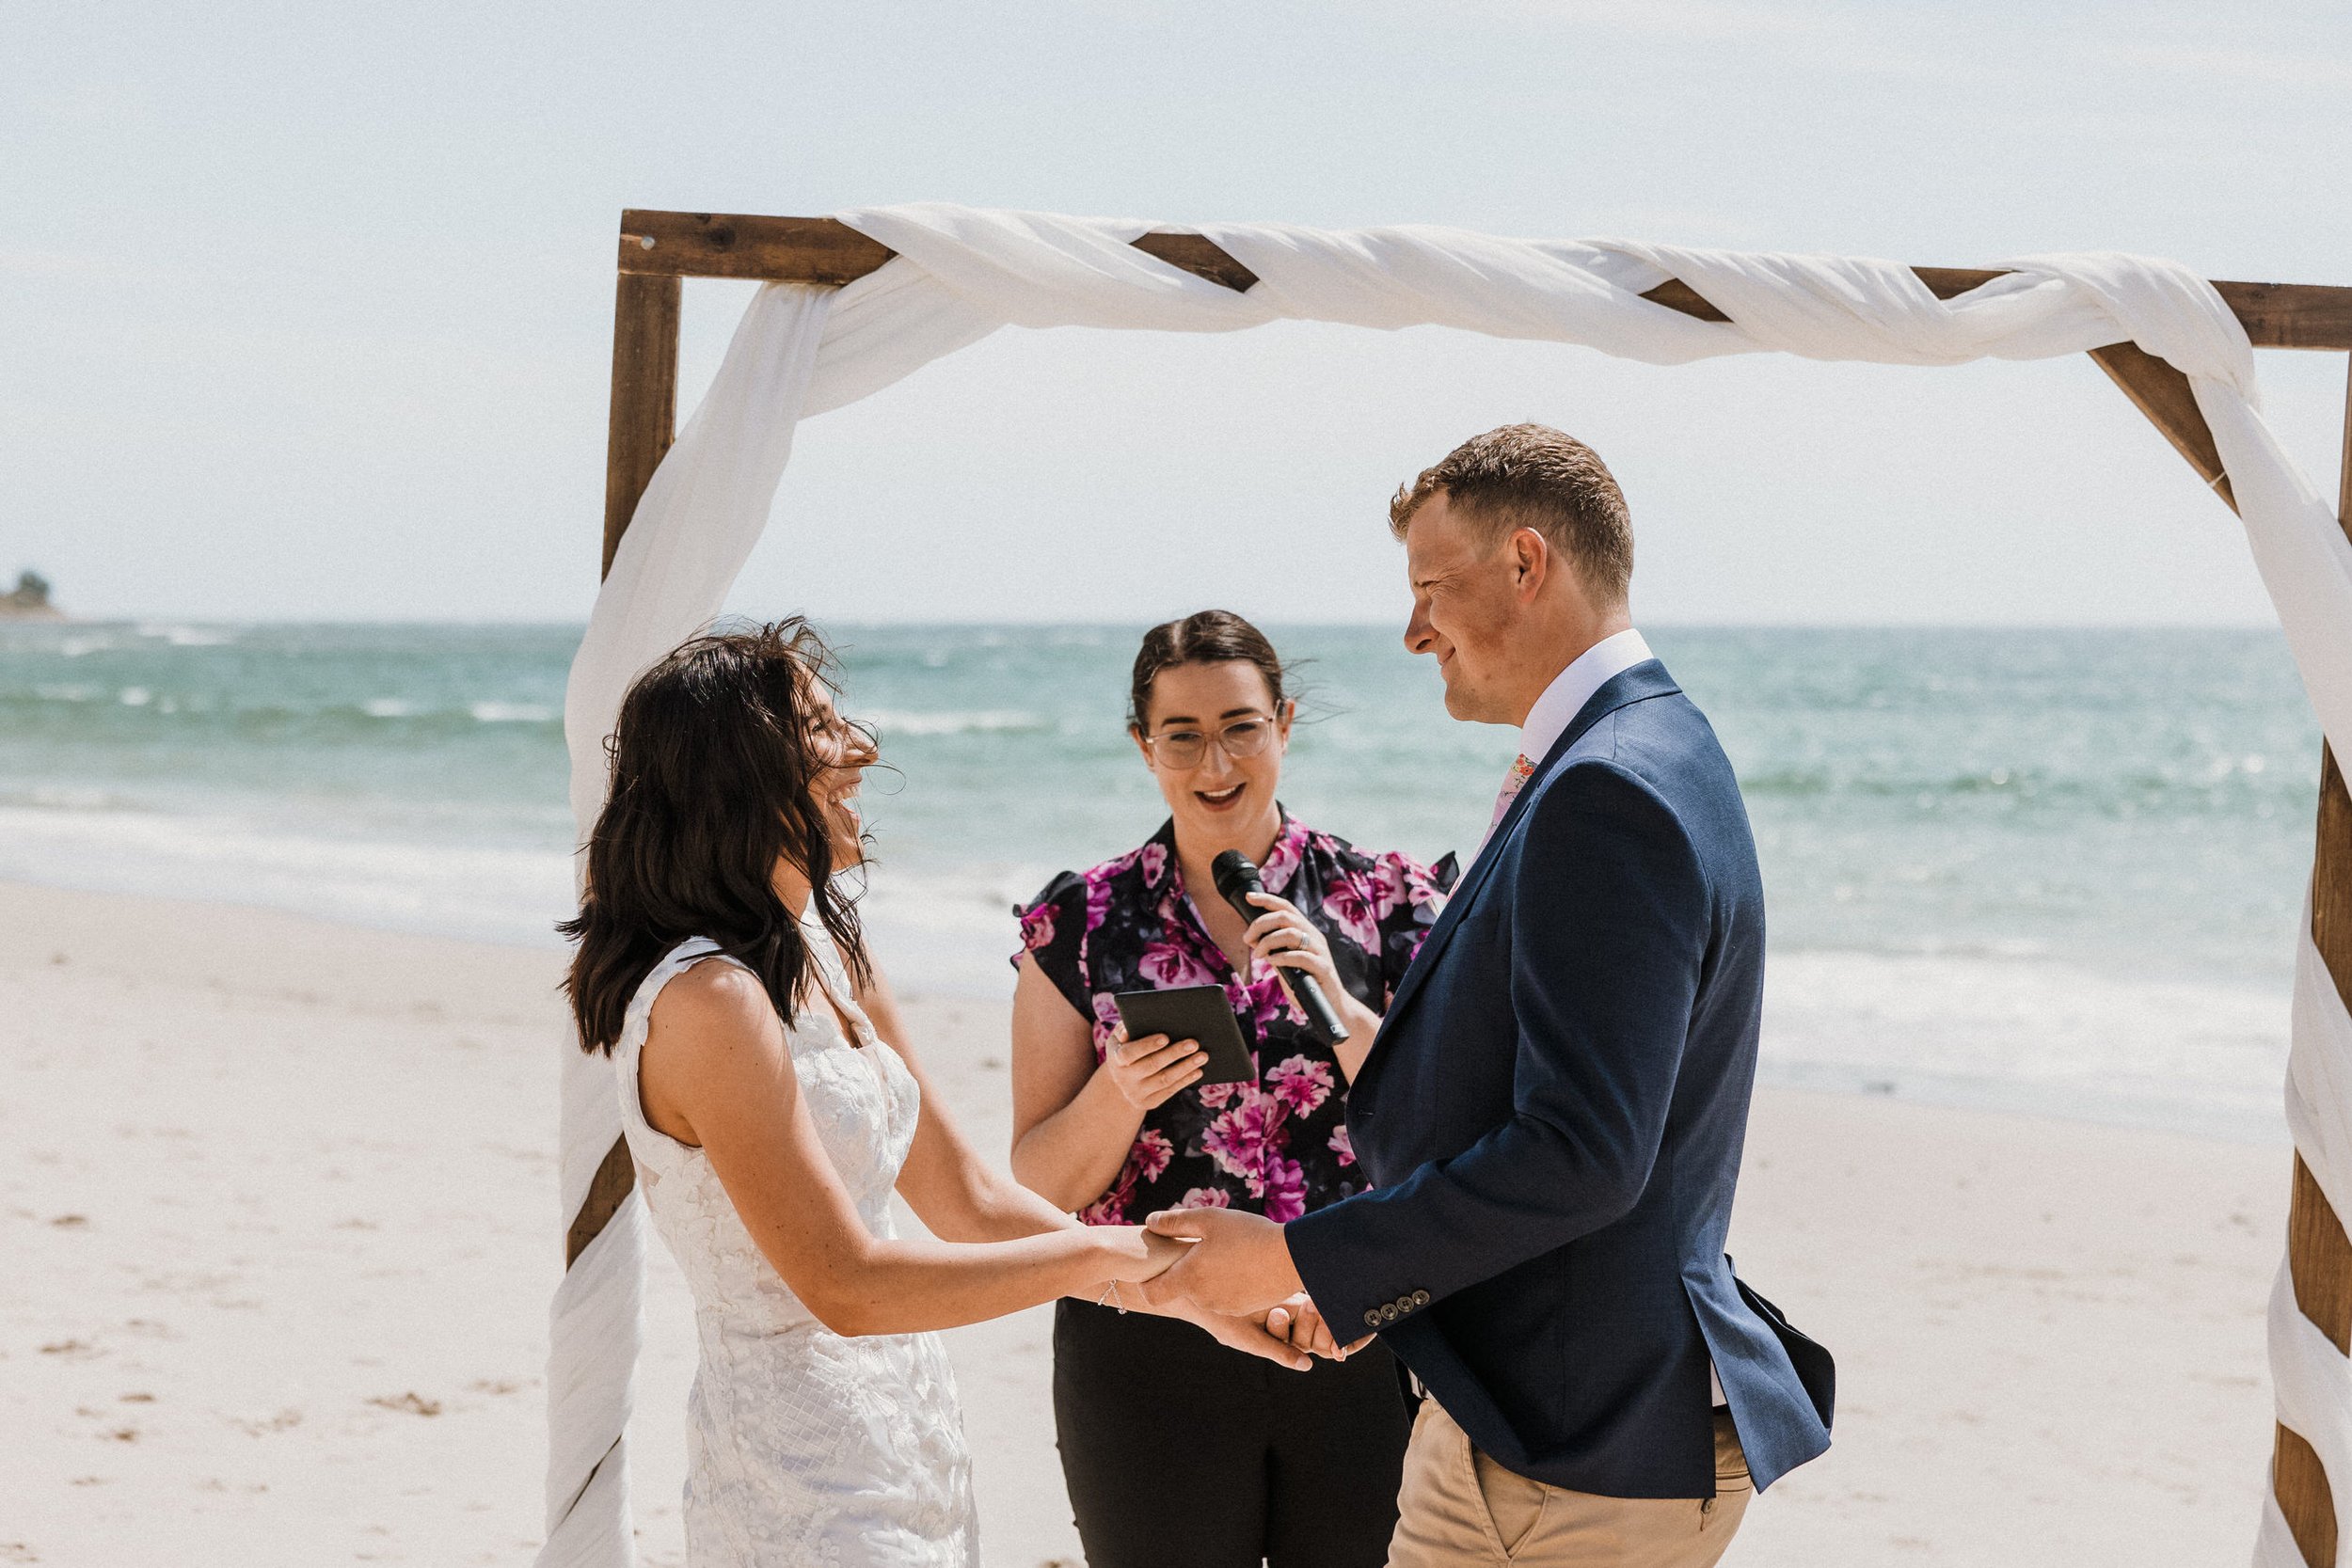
[1014,812,1454,1226]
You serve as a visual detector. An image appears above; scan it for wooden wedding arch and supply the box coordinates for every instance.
[583,208,2352,1562]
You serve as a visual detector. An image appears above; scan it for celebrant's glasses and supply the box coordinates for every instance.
[1145,716,1278,769]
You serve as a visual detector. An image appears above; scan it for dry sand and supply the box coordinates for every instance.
[0,879,2287,1565]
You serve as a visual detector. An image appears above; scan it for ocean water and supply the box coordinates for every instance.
[0,620,2320,1137]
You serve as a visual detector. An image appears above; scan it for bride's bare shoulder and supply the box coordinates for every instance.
[639,959,795,1146]
[648,958,784,1061]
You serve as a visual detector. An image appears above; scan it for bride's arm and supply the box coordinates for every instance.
[854,962,1078,1243]
[641,960,1172,1338]
[859,962,1315,1370]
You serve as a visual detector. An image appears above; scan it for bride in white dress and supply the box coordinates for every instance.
[562,622,1320,1567]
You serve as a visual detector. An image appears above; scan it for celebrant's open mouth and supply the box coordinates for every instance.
[1195,784,1245,812]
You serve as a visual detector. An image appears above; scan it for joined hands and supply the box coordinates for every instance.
[1128,1207,1375,1366]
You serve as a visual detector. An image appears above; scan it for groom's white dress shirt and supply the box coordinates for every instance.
[1518,627,1655,776]
[1480,627,1727,1409]
[1475,628,1654,863]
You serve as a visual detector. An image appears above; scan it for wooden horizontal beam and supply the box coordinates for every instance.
[619,210,2352,350]
[622,213,893,285]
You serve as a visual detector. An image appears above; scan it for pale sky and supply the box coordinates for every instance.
[6,0,2350,626]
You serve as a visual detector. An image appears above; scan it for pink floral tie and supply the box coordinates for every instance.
[1476,752,1536,857]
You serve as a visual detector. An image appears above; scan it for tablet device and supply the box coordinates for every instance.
[1113,986,1257,1085]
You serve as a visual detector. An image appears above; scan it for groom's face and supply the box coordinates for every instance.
[1402,492,1520,725]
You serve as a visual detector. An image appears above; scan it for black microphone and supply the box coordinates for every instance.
[1211,849,1350,1048]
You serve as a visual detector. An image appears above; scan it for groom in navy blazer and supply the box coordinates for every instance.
[1148,426,1831,1565]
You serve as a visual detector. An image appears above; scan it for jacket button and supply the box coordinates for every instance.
[1411,1290,1431,1308]
[1363,1308,1382,1329]
[1380,1303,1401,1323]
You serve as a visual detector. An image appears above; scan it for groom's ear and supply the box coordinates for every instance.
[1508,527,1550,594]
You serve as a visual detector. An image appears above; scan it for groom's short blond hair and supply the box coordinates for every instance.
[1389,424,1633,606]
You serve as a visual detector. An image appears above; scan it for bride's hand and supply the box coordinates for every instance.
[1097,1224,1190,1285]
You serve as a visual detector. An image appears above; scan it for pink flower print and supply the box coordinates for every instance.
[1202,1094,1281,1189]
[1139,937,1218,990]
[1197,1080,1240,1110]
[1018,901,1057,953]
[1245,974,1296,1031]
[1174,1187,1232,1210]
[1075,1128,1172,1226]
[1089,992,1123,1054]
[1126,1127,1174,1186]
[1266,1054,1334,1118]
[1077,1192,1129,1226]
[1263,819,1311,892]
[1139,841,1168,889]
[1262,1158,1308,1223]
[1327,1122,1357,1168]
[1320,877,1380,951]
[1084,871,1116,939]
[1369,855,1413,920]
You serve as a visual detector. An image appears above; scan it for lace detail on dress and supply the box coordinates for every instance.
[614,927,977,1567]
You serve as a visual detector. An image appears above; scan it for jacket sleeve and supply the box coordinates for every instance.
[1286,760,1709,1334]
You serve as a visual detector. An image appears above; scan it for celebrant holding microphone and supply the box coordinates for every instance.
[1009,610,1454,1568]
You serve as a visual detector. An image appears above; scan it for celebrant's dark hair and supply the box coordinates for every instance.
[1127,610,1292,732]
[562,619,874,1054]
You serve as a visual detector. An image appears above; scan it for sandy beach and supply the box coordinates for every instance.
[0,878,2287,1566]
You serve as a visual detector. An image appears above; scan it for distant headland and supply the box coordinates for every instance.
[2,571,63,620]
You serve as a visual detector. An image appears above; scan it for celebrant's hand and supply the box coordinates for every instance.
[1242,892,1343,994]
[1242,894,1380,1041]
[1101,1025,1209,1112]
[1137,1207,1303,1317]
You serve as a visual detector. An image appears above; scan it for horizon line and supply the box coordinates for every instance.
[1,614,2298,634]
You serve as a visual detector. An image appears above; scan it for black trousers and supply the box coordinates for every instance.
[1053,1297,1411,1568]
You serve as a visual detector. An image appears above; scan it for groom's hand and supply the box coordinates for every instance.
[1139,1207,1303,1317]
[1265,1292,1375,1361]
[1185,1306,1315,1371]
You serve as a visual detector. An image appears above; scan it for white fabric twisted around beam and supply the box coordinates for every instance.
[547,205,2352,1567]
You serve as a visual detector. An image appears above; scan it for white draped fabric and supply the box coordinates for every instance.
[547,205,2352,1567]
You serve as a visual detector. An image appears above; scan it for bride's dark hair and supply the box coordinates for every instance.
[562,619,874,1054]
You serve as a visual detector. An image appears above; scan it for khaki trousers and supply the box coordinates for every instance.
[1386,1400,1752,1568]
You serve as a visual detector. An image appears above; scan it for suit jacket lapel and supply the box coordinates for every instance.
[1364,659,1683,1069]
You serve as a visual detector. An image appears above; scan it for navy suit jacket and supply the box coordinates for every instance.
[1287,658,1834,1498]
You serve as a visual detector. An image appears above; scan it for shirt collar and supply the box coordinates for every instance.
[1518,627,1652,766]
[1260,811,1311,895]
[1144,808,1307,898]
[1142,818,1179,894]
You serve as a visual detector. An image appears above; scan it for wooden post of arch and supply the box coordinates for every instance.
[571,211,2352,1547]
[602,270,682,579]
[560,267,684,1269]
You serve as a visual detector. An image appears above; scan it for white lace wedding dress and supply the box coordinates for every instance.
[613,929,978,1567]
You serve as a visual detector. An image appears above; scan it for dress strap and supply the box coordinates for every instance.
[613,938,740,1154]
